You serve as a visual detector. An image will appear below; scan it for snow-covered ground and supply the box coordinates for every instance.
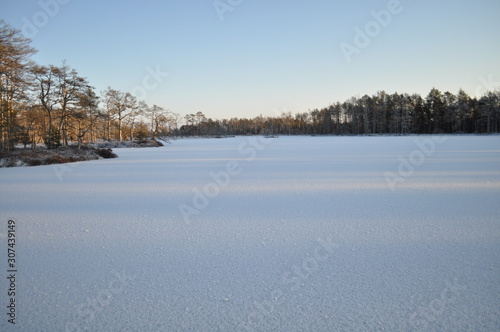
[1,135,499,331]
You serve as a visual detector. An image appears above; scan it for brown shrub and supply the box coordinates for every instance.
[96,148,118,159]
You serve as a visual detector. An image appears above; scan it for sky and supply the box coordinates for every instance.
[2,0,500,120]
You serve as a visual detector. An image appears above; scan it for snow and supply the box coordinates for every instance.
[1,135,499,331]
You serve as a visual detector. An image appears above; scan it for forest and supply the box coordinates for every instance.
[1,20,499,153]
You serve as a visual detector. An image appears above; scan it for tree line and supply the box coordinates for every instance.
[2,20,499,153]
[1,20,176,152]
[177,89,500,137]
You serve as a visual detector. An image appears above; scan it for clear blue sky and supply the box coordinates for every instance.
[2,0,500,119]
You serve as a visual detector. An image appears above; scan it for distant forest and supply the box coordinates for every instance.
[1,20,499,152]
[177,88,500,137]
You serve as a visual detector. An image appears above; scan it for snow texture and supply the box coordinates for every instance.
[0,135,499,331]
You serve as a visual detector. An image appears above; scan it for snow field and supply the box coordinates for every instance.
[0,135,499,331]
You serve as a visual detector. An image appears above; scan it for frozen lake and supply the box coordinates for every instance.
[1,135,499,331]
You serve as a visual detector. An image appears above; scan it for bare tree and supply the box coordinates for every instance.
[0,20,37,151]
[71,85,99,148]
[32,62,88,147]
[102,87,138,141]
[31,64,58,132]
[145,104,171,139]
[53,61,89,145]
